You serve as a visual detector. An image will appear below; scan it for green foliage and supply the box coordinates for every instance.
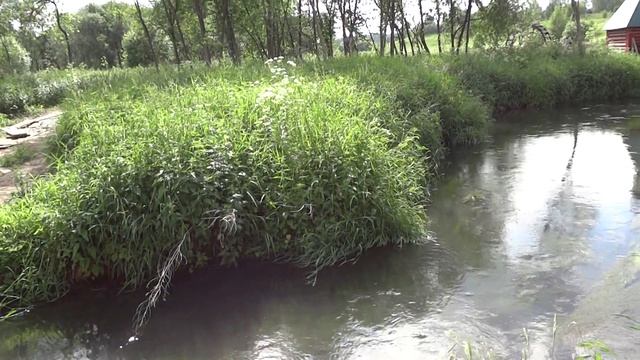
[576,339,613,359]
[474,0,525,48]
[448,51,640,112]
[0,62,429,310]
[0,36,31,75]
[304,56,491,153]
[591,0,624,13]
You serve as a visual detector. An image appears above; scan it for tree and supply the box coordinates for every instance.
[135,0,159,69]
[570,0,584,55]
[473,0,526,49]
[417,0,431,54]
[193,0,212,65]
[434,0,443,53]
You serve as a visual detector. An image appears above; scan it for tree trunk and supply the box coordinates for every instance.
[364,19,379,53]
[347,0,360,54]
[193,0,212,66]
[173,0,191,60]
[417,0,430,54]
[449,0,455,52]
[219,0,240,63]
[398,1,414,56]
[135,0,159,70]
[571,0,584,55]
[378,0,386,56]
[263,0,280,58]
[239,1,268,59]
[397,24,406,56]
[297,0,303,58]
[389,0,396,56]
[461,0,472,53]
[315,0,329,57]
[338,0,349,55]
[1,37,12,67]
[282,4,296,56]
[309,0,319,57]
[436,0,442,53]
[161,0,182,64]
[50,0,72,65]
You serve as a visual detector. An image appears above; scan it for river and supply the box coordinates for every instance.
[2,103,640,359]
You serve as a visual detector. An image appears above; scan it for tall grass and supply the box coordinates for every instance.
[0,67,428,310]
[0,62,269,116]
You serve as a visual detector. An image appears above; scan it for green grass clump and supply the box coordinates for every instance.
[0,63,269,117]
[0,73,428,308]
[304,56,491,166]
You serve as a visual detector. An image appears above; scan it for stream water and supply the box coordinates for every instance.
[2,104,640,359]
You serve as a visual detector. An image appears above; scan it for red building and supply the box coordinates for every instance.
[605,0,640,52]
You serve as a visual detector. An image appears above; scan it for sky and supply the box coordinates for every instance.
[60,0,145,13]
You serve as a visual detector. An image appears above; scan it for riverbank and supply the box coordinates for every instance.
[1,52,640,315]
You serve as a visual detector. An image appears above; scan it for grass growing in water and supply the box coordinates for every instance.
[0,65,428,313]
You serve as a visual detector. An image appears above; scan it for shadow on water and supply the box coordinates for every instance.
[1,242,466,360]
[2,102,640,359]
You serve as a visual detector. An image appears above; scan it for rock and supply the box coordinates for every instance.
[4,128,29,139]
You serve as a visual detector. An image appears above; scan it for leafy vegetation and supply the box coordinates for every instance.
[448,52,640,112]
[0,0,638,327]
[0,59,434,313]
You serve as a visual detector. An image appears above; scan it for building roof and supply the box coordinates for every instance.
[605,0,640,30]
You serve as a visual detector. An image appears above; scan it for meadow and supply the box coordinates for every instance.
[1,51,640,316]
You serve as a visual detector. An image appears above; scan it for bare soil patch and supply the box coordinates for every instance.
[0,110,61,204]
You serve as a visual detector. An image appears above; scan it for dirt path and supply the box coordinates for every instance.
[0,109,62,204]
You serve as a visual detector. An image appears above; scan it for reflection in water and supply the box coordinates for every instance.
[2,103,640,359]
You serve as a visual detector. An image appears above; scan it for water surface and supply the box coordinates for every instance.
[2,104,640,359]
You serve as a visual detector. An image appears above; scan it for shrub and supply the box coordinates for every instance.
[448,52,640,113]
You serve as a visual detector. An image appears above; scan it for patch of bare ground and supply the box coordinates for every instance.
[0,109,61,204]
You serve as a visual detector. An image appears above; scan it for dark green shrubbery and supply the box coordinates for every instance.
[448,51,640,112]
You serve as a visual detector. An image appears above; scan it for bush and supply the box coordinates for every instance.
[448,51,640,112]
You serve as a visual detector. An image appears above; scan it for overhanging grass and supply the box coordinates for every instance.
[0,74,428,310]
